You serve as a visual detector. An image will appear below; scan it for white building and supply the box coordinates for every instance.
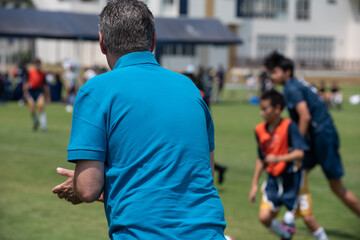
[3,0,359,72]
[147,0,360,71]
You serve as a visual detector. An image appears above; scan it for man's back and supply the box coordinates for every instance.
[68,52,226,239]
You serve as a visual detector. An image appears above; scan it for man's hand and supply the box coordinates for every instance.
[249,185,258,204]
[265,154,278,164]
[52,168,83,205]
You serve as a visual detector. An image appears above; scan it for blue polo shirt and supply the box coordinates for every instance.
[67,51,226,240]
[283,78,334,133]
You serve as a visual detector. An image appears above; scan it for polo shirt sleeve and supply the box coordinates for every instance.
[67,89,107,162]
[255,131,265,160]
[288,122,308,151]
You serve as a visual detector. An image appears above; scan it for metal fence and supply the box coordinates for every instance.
[235,58,360,72]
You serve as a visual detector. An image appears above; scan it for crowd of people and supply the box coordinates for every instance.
[0,58,107,131]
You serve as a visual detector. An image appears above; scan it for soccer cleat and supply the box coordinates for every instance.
[33,119,39,131]
[280,221,295,240]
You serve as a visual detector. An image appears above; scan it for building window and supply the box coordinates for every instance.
[163,0,174,5]
[257,35,287,59]
[59,0,99,2]
[237,0,288,19]
[296,0,310,20]
[179,0,188,15]
[295,37,334,62]
[162,45,195,56]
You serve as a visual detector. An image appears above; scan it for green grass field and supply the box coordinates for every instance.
[0,86,359,240]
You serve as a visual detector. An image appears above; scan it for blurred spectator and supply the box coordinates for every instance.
[82,66,98,84]
[0,73,5,103]
[197,66,214,108]
[46,72,62,102]
[246,72,259,105]
[330,80,342,110]
[258,66,273,94]
[215,64,225,102]
[13,61,28,104]
[318,81,330,108]
[62,59,79,105]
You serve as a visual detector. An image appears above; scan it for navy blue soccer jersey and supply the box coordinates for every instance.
[283,78,333,129]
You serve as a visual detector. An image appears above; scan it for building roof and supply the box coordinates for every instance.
[0,9,242,45]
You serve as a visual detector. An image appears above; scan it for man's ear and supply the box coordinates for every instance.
[99,32,107,55]
[151,31,157,52]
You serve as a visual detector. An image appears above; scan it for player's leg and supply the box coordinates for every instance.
[25,91,39,131]
[260,189,291,239]
[329,178,360,217]
[295,171,328,240]
[36,94,47,132]
[316,128,360,217]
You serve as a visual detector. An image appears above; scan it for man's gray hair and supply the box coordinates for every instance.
[99,0,155,56]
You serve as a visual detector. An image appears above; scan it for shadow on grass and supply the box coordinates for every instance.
[325,229,359,239]
[298,226,359,239]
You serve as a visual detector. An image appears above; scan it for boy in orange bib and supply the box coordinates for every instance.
[249,90,308,240]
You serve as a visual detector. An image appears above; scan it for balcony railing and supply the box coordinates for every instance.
[235,58,360,72]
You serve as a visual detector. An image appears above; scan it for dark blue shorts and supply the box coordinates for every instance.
[303,124,344,179]
[29,88,43,101]
[262,170,303,212]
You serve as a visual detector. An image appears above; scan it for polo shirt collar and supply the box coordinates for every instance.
[113,51,159,69]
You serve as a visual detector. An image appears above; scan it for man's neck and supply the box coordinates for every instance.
[106,52,123,70]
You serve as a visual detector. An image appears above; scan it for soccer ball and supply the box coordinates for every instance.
[225,235,235,240]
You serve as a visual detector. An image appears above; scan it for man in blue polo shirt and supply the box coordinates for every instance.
[52,0,226,239]
[264,52,360,220]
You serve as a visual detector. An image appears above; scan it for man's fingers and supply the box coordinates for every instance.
[56,167,74,178]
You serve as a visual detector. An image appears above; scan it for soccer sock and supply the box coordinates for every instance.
[269,219,291,238]
[40,112,47,131]
[313,227,328,240]
[32,114,38,123]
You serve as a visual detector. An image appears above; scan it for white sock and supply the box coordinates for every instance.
[40,112,47,131]
[269,219,291,238]
[313,227,328,240]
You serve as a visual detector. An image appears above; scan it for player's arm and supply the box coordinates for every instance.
[295,101,311,136]
[265,150,304,164]
[22,77,30,98]
[74,160,104,203]
[210,151,215,179]
[249,158,264,204]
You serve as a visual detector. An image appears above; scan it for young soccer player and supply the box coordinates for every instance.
[263,52,360,219]
[23,58,49,131]
[249,90,308,240]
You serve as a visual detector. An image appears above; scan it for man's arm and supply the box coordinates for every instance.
[74,160,104,203]
[210,151,215,179]
[249,158,264,204]
[295,101,311,136]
